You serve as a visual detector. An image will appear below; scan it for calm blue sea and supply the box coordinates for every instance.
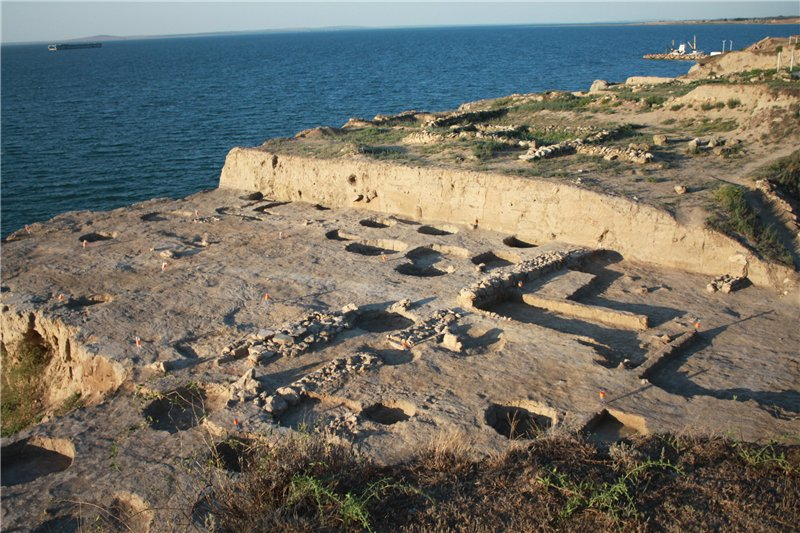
[2,24,798,236]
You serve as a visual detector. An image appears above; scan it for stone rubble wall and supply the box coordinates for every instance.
[385,309,463,349]
[458,248,594,310]
[218,304,358,364]
[219,148,797,289]
[227,352,380,419]
[575,144,653,164]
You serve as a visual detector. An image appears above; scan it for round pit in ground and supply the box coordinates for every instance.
[502,236,536,248]
[418,224,458,236]
[360,218,395,229]
[79,231,116,243]
[142,386,208,433]
[1,437,75,487]
[485,403,554,439]
[361,401,415,425]
[356,311,415,333]
[395,263,447,277]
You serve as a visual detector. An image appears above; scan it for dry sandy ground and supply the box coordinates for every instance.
[1,187,798,530]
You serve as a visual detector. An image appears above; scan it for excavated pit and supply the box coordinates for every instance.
[212,438,250,473]
[395,263,447,277]
[345,239,408,256]
[375,348,416,365]
[361,401,415,425]
[79,231,116,243]
[103,492,153,533]
[485,403,554,439]
[140,212,167,222]
[418,224,458,236]
[253,201,291,213]
[502,235,536,248]
[142,386,208,433]
[65,294,113,310]
[471,250,520,270]
[360,218,395,229]
[584,409,646,443]
[1,437,75,487]
[355,311,415,333]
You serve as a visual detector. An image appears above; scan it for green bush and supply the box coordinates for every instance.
[1,337,52,436]
[471,140,509,161]
[726,98,741,109]
[707,185,792,265]
[753,149,800,202]
[644,95,667,108]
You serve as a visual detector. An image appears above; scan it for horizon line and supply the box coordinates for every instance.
[3,15,798,45]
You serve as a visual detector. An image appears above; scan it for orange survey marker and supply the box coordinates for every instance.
[161,262,168,271]
[694,321,701,330]
[24,225,31,234]
[57,294,64,302]
[264,293,271,302]
[599,389,606,401]
[82,239,88,248]
[381,254,388,263]
[135,336,142,349]
[517,281,524,288]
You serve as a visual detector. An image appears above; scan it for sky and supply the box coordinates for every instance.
[2,1,798,43]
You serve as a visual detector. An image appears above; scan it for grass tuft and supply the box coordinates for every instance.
[752,149,800,202]
[707,184,792,265]
[1,337,52,436]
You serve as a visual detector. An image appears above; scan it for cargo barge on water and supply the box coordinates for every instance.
[47,42,102,51]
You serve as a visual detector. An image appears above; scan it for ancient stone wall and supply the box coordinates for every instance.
[218,148,795,288]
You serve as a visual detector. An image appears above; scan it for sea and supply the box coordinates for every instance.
[2,23,798,237]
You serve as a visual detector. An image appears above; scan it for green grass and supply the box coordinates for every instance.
[752,149,800,202]
[694,118,738,135]
[195,432,799,532]
[537,457,683,522]
[1,337,52,436]
[338,127,409,145]
[707,184,792,265]
[735,442,796,474]
[700,101,726,111]
[512,93,597,113]
[470,140,511,161]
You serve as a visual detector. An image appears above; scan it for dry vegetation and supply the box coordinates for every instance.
[195,431,799,532]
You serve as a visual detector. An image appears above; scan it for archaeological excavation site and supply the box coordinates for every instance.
[2,37,799,531]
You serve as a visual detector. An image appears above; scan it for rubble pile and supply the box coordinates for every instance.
[385,309,464,349]
[219,304,358,364]
[707,274,748,294]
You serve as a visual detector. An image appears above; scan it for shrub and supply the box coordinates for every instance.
[707,184,792,265]
[753,149,800,202]
[1,337,52,436]
[471,140,508,161]
[644,95,666,108]
[726,98,741,109]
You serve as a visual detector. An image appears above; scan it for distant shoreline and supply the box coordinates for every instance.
[2,17,798,46]
[639,17,800,26]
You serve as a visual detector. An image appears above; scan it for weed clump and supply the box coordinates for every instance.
[200,432,799,532]
[1,336,51,436]
[753,148,800,202]
[707,184,792,265]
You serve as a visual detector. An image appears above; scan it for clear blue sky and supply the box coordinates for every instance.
[2,1,798,43]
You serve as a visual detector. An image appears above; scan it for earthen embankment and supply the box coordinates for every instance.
[219,148,795,289]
